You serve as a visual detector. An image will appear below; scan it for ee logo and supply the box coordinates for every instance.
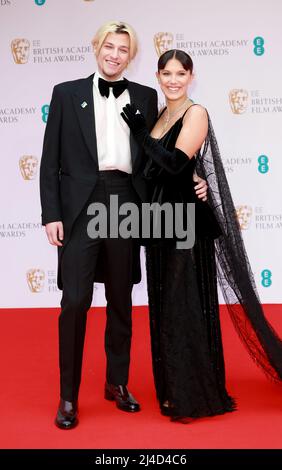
[41,104,49,123]
[258,155,269,174]
[261,270,272,288]
[253,36,265,56]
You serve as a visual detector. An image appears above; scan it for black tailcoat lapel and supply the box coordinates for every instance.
[72,73,98,167]
[127,81,147,174]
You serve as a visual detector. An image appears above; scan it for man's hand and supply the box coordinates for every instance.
[193,174,208,202]
[45,221,64,246]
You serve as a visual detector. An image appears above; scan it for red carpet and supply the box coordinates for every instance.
[0,306,281,449]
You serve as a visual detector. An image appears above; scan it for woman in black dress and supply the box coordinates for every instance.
[121,50,282,421]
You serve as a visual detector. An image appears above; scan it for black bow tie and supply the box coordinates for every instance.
[98,77,128,98]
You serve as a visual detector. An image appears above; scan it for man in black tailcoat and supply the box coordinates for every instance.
[40,21,158,429]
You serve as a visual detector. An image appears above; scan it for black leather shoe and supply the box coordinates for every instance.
[104,383,140,412]
[161,401,171,416]
[55,398,78,429]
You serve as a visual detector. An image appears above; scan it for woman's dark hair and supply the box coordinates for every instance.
[158,49,193,73]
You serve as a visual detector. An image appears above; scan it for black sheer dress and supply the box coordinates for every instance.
[145,107,282,420]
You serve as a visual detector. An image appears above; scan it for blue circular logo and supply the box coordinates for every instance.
[253,36,265,56]
[41,104,49,123]
[35,0,46,5]
[258,155,269,173]
[261,269,272,287]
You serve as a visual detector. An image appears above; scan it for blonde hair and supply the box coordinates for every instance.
[92,21,138,61]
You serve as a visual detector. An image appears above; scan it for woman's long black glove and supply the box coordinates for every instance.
[121,103,192,175]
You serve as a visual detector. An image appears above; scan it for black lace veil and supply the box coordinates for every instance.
[195,114,282,383]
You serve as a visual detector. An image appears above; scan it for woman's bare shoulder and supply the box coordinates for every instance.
[182,104,208,127]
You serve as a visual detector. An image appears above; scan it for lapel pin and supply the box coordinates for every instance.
[81,101,88,108]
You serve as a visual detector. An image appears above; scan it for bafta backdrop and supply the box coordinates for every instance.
[0,0,281,307]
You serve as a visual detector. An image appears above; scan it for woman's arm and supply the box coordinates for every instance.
[121,104,208,175]
[174,105,208,158]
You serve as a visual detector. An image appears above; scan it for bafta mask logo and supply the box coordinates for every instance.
[236,205,252,230]
[229,89,249,114]
[154,32,174,56]
[19,155,38,180]
[11,38,30,64]
[27,269,45,293]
